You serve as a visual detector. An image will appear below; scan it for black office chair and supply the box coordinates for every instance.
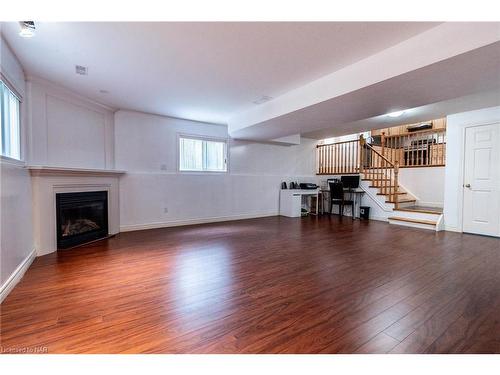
[329,181,354,217]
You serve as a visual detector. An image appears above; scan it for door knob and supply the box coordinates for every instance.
[464,183,471,188]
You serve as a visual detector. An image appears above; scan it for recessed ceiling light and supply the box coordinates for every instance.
[19,21,35,38]
[387,110,405,118]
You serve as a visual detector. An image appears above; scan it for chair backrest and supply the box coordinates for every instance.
[329,181,344,200]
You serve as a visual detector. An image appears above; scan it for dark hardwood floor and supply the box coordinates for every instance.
[1,216,499,354]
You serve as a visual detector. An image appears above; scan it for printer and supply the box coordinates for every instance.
[299,183,319,190]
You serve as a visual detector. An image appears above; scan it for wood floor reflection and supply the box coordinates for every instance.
[1,216,499,353]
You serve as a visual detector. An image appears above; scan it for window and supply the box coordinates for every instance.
[0,80,21,160]
[179,135,227,172]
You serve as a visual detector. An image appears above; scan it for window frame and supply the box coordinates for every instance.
[0,77,23,162]
[177,133,229,174]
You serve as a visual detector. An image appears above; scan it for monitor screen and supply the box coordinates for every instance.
[341,175,360,189]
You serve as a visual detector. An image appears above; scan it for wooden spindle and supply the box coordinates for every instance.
[359,135,364,175]
[440,131,444,165]
[322,146,325,174]
[330,144,333,174]
[327,145,331,174]
[377,153,380,183]
[343,143,346,174]
[381,132,385,160]
[318,146,322,173]
[394,161,399,209]
[383,160,386,195]
[348,141,351,173]
[319,146,323,174]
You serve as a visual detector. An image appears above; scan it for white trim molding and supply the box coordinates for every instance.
[0,155,26,167]
[176,132,229,174]
[31,174,121,256]
[0,249,36,304]
[27,165,126,177]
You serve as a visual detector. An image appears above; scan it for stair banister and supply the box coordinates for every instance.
[381,131,386,159]
[359,134,365,174]
[394,160,399,209]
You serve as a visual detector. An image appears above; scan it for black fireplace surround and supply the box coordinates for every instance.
[56,191,109,249]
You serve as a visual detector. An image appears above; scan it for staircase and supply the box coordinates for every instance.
[359,141,443,231]
[317,135,444,231]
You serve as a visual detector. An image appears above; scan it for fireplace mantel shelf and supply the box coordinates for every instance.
[27,165,126,177]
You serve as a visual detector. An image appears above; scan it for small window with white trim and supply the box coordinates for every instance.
[179,135,227,172]
[0,80,21,160]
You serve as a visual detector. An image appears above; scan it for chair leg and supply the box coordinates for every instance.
[329,201,333,215]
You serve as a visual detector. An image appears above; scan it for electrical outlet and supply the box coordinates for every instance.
[164,207,168,214]
[160,164,167,171]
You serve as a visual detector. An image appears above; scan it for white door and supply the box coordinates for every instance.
[463,123,500,237]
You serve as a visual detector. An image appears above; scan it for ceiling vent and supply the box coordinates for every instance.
[75,65,88,75]
[252,95,273,105]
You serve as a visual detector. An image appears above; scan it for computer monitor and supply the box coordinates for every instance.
[341,175,360,189]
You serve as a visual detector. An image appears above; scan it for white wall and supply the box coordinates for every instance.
[0,36,34,292]
[27,77,115,169]
[115,110,316,230]
[399,167,445,207]
[444,105,500,232]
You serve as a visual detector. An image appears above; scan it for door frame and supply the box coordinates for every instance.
[444,107,500,234]
[460,122,500,236]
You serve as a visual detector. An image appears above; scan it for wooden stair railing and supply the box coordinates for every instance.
[316,135,400,209]
[316,139,359,175]
[360,135,399,209]
[379,128,446,167]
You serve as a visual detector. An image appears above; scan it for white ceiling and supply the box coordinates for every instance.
[231,41,500,140]
[227,22,500,141]
[0,22,439,124]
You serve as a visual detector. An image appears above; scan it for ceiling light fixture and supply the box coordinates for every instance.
[19,21,36,38]
[387,110,405,118]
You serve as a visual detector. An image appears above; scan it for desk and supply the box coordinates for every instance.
[279,189,320,217]
[320,188,365,218]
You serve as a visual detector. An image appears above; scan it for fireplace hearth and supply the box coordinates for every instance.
[56,191,109,249]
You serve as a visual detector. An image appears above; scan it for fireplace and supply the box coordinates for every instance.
[56,191,109,249]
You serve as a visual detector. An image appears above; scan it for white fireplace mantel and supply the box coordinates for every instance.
[29,166,125,256]
[27,165,126,177]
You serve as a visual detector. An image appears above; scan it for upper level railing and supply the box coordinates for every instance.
[376,128,446,167]
[317,128,446,174]
[316,139,359,175]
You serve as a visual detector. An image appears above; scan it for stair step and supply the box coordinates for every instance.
[370,185,396,188]
[388,217,437,226]
[386,198,416,204]
[394,207,442,215]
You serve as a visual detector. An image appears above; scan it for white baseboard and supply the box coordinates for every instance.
[0,249,36,304]
[444,225,462,233]
[369,215,389,222]
[120,212,278,232]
